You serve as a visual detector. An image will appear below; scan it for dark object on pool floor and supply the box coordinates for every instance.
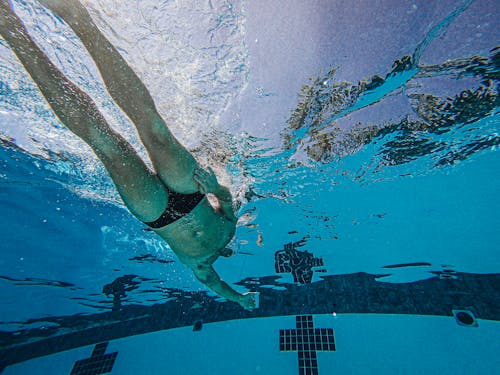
[453,310,478,327]
[193,320,203,332]
[382,262,431,269]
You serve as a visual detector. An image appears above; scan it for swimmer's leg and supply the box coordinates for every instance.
[0,2,167,222]
[38,0,200,194]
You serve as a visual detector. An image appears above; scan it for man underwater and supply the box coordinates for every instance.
[0,0,256,310]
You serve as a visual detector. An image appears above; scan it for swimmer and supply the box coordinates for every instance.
[0,0,256,310]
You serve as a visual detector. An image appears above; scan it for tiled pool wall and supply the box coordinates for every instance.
[2,314,499,375]
[1,264,498,373]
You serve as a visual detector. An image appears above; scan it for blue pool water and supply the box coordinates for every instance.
[0,0,499,374]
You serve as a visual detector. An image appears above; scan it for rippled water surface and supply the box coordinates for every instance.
[0,0,498,347]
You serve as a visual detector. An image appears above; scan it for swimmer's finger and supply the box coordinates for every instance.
[194,166,206,177]
[193,173,206,185]
[196,166,214,177]
[193,175,208,193]
[194,167,219,194]
[193,173,202,183]
[195,167,213,182]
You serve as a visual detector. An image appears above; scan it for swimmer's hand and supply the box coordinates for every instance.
[194,166,220,195]
[239,292,258,311]
[194,166,237,222]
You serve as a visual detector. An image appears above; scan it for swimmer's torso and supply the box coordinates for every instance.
[153,197,236,266]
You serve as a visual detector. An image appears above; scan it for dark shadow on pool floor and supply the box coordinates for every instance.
[0,271,499,368]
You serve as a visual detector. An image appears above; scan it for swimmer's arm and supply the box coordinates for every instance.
[192,264,255,310]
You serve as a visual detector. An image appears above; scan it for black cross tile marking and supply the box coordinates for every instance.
[280,315,335,375]
[70,342,118,375]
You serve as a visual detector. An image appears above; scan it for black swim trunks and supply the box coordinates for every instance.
[144,188,205,229]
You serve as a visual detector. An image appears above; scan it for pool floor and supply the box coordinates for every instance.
[2,314,499,374]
